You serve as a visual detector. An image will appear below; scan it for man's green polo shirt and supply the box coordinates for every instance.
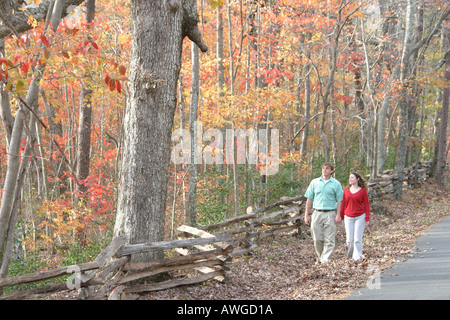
[304,176,343,210]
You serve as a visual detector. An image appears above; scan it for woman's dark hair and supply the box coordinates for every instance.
[346,172,368,190]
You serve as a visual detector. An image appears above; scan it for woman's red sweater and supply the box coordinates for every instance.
[341,188,370,222]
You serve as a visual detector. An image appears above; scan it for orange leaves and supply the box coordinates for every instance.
[118,65,126,76]
[60,50,70,59]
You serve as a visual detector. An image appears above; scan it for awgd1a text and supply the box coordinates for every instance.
[177,303,273,317]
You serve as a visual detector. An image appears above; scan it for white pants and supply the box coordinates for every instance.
[344,213,366,260]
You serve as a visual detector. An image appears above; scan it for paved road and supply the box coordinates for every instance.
[347,215,450,300]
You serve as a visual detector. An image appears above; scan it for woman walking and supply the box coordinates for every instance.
[341,172,370,261]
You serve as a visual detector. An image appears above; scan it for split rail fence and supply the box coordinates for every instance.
[367,162,431,199]
[0,196,306,300]
[0,162,432,300]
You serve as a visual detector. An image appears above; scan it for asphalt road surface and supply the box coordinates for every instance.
[347,215,450,300]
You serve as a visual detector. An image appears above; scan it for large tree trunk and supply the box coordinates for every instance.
[113,0,207,263]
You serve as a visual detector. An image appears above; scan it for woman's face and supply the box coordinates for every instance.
[349,174,358,186]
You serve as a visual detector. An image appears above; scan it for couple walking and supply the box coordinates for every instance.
[304,163,370,264]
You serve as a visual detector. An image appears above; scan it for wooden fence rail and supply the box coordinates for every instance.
[195,196,305,256]
[0,234,233,300]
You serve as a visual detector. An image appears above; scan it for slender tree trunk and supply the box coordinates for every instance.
[376,0,400,175]
[217,4,225,97]
[188,42,200,227]
[300,33,311,165]
[227,0,239,216]
[436,25,449,185]
[40,88,67,194]
[76,0,96,195]
[0,115,36,278]
[395,0,416,199]
[376,66,399,174]
[0,39,13,146]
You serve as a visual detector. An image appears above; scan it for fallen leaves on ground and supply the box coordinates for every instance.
[142,179,449,300]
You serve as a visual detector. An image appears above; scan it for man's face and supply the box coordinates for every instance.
[322,165,333,178]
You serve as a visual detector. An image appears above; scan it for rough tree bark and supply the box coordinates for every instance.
[188,41,200,227]
[113,0,207,263]
[395,0,416,199]
[436,24,449,185]
[375,0,401,175]
[76,0,96,195]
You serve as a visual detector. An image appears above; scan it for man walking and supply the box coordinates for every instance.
[304,163,343,264]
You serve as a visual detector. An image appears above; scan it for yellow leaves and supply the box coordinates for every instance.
[27,14,38,28]
[118,65,126,76]
[207,0,226,10]
[117,33,131,47]
[3,81,12,91]
[15,78,26,93]
[37,200,88,246]
[309,31,325,44]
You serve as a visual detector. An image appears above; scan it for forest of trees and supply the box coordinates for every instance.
[0,0,448,275]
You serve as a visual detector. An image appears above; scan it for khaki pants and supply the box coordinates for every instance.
[311,210,336,263]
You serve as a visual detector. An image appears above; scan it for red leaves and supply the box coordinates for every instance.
[115,80,122,93]
[103,64,127,94]
[104,73,119,92]
[20,60,30,74]
[0,58,13,83]
[40,34,50,47]
[104,73,123,93]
